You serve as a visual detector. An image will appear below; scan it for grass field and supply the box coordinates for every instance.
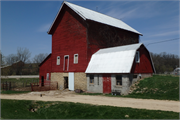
[79,75,179,101]
[1,99,179,119]
[1,78,39,83]
[1,90,31,94]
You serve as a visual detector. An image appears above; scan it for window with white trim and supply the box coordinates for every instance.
[135,51,140,63]
[57,56,60,65]
[74,54,78,64]
[46,73,49,80]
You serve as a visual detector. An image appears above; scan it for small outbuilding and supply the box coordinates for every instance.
[85,43,155,95]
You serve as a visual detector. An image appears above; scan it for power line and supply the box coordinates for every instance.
[145,38,179,46]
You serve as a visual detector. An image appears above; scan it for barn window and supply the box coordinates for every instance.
[57,56,60,65]
[46,73,49,80]
[135,51,140,63]
[90,74,94,84]
[74,54,78,64]
[116,75,122,85]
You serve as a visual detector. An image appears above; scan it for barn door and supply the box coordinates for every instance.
[68,72,74,91]
[103,74,111,93]
[64,56,69,71]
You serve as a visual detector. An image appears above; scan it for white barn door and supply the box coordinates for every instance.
[68,72,74,91]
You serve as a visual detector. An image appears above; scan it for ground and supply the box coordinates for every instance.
[0,90,179,113]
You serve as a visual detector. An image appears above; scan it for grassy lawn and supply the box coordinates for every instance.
[1,99,179,119]
[79,75,179,101]
[1,90,31,94]
[1,78,39,83]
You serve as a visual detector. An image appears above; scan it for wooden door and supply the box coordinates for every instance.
[103,74,111,93]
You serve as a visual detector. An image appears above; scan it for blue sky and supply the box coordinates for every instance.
[1,1,179,61]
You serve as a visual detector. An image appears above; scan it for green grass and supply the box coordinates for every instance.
[1,78,39,83]
[125,75,179,101]
[79,75,179,101]
[1,99,179,119]
[1,90,31,94]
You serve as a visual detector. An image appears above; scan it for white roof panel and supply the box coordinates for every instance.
[64,2,142,35]
[85,43,143,73]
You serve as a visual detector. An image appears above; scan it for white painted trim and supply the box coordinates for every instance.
[68,72,74,91]
[57,56,60,65]
[63,55,69,71]
[136,51,140,63]
[74,54,78,64]
[46,73,49,80]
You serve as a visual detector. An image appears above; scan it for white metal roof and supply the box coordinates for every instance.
[48,1,142,35]
[85,43,142,73]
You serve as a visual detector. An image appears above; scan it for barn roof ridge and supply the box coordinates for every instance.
[48,1,142,35]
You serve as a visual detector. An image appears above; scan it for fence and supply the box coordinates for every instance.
[1,79,39,91]
[31,80,58,91]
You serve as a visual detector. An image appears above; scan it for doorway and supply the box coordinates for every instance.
[41,76,44,86]
[103,74,111,93]
[64,77,68,89]
[64,56,69,71]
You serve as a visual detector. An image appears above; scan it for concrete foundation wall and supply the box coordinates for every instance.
[87,74,103,93]
[111,74,131,95]
[51,72,87,91]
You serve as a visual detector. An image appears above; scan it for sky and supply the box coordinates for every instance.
[1,0,179,62]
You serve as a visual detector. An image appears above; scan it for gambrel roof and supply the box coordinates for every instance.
[48,1,142,35]
[85,43,155,73]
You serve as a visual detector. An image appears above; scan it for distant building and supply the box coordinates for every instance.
[39,1,155,94]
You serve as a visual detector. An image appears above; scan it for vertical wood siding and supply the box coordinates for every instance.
[87,20,139,62]
[51,6,87,73]
[39,55,52,81]
[131,46,154,73]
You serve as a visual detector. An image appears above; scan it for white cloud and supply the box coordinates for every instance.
[37,23,51,32]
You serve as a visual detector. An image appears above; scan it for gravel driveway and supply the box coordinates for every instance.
[1,90,179,112]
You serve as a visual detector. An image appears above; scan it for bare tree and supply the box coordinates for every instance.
[5,54,18,65]
[0,51,5,66]
[17,47,31,63]
[33,53,48,64]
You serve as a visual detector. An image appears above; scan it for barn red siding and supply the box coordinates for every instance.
[131,46,153,73]
[39,55,52,80]
[87,20,139,62]
[51,6,87,72]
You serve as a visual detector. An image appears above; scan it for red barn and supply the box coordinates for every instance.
[39,1,155,93]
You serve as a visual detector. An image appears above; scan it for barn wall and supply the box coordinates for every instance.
[131,46,154,73]
[87,74,103,93]
[51,72,87,90]
[51,6,87,73]
[39,55,52,81]
[87,20,139,62]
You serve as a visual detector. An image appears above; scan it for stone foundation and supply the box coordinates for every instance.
[51,72,87,91]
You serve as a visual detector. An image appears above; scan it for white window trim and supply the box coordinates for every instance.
[136,51,140,63]
[46,73,49,80]
[57,56,60,65]
[74,54,78,64]
[63,55,69,71]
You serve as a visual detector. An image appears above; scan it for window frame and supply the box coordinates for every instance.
[57,56,60,65]
[74,54,78,64]
[116,75,122,86]
[46,73,49,80]
[89,74,94,84]
[135,51,140,63]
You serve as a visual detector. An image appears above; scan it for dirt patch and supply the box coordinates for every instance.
[1,90,180,113]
